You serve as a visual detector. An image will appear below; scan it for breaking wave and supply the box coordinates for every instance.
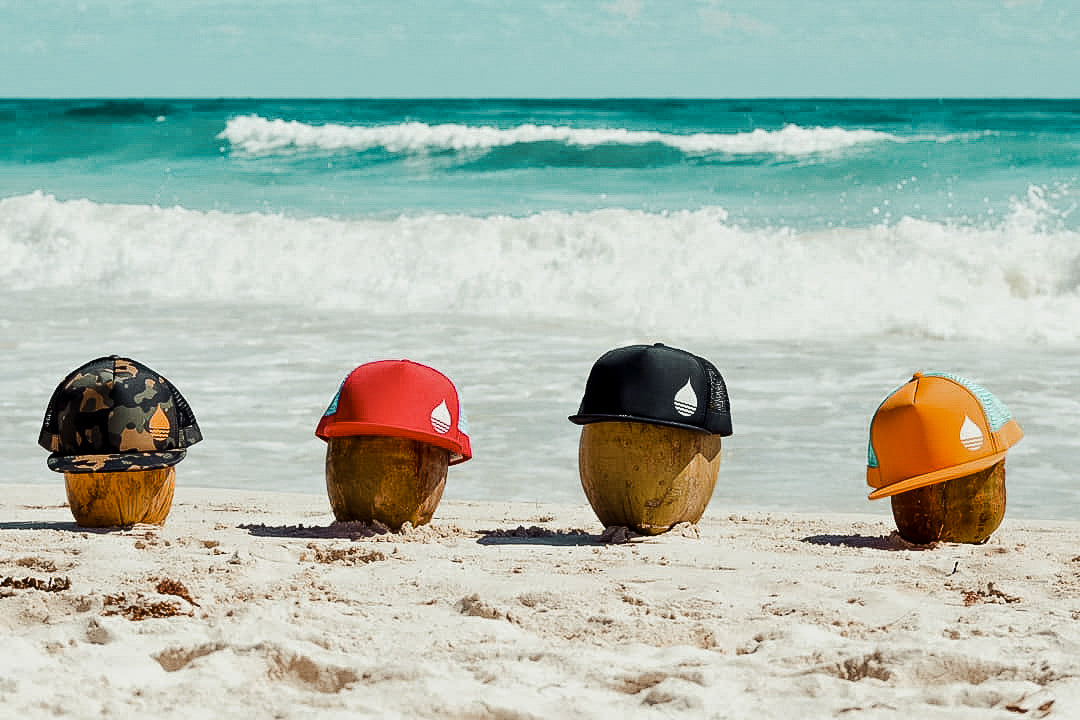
[3,190,1078,345]
[218,115,900,158]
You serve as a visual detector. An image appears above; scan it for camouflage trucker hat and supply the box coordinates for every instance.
[38,355,202,473]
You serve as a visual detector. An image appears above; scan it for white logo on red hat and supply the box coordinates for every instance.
[674,377,698,417]
[431,400,452,434]
[960,416,983,451]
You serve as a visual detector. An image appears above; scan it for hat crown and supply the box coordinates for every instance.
[866,372,1022,499]
[39,355,202,473]
[315,360,471,464]
[569,343,732,436]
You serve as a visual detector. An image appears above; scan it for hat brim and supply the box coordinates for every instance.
[48,450,187,474]
[867,449,1007,500]
[568,413,725,435]
[316,422,471,465]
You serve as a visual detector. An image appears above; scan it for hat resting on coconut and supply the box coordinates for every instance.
[569,343,732,436]
[39,355,202,473]
[866,372,1023,500]
[315,360,472,465]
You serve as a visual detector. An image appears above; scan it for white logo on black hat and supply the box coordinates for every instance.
[431,400,452,434]
[960,416,983,451]
[674,377,698,417]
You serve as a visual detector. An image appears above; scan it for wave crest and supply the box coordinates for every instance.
[218,115,896,157]
[3,191,1078,345]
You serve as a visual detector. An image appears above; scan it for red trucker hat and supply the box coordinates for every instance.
[315,360,472,464]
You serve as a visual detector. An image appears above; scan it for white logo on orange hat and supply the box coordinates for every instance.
[960,416,983,451]
[674,377,698,417]
[431,400,452,434]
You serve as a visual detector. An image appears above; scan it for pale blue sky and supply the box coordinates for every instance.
[3,0,1077,97]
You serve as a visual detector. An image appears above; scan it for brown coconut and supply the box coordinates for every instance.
[578,420,721,535]
[890,460,1006,544]
[64,467,176,527]
[325,435,449,529]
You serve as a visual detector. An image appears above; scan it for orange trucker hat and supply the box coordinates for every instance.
[866,372,1023,500]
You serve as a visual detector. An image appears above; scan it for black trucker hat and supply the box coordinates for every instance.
[569,343,732,436]
[39,355,203,473]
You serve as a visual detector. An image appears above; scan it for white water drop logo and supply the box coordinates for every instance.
[430,400,452,434]
[959,416,983,451]
[673,377,698,417]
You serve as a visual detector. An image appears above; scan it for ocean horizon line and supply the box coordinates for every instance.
[4,95,1080,102]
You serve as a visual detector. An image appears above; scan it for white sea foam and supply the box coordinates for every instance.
[3,191,1078,345]
[218,115,896,157]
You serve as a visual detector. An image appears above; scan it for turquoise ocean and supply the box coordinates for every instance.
[2,98,1079,520]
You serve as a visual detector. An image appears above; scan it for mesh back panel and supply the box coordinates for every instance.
[865,381,905,469]
[704,365,729,421]
[40,394,59,435]
[701,363,733,435]
[38,365,83,447]
[170,387,195,427]
[170,386,202,444]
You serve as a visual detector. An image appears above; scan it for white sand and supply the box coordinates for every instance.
[0,483,1077,719]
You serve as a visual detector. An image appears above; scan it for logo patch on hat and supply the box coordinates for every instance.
[959,416,983,451]
[114,359,139,378]
[673,377,698,417]
[149,406,171,441]
[430,400,452,434]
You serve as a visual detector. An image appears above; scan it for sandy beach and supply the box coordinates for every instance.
[0,483,1077,719]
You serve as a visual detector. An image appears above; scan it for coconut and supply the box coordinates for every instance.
[64,467,176,527]
[325,435,449,529]
[890,460,1006,544]
[578,421,721,535]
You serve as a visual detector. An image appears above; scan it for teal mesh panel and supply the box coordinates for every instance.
[458,402,469,436]
[924,372,1013,431]
[323,379,346,416]
[867,380,907,468]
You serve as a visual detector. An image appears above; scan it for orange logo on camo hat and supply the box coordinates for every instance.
[866,372,1023,500]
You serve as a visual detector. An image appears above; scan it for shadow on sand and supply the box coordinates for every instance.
[239,522,405,540]
[801,532,934,551]
[477,526,602,547]
[0,520,159,534]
